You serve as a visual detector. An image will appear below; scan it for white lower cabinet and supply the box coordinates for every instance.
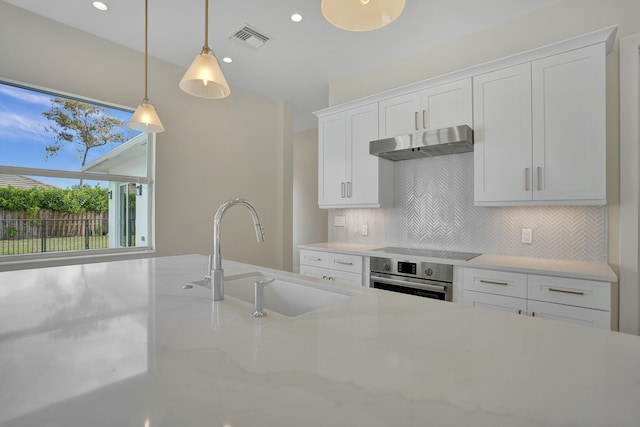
[299,249,364,286]
[462,267,612,329]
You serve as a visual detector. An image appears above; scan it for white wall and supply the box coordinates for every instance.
[327,0,640,333]
[0,2,293,271]
[292,129,328,273]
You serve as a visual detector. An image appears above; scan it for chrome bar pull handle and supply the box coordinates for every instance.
[525,168,530,191]
[414,111,419,130]
[335,260,354,266]
[422,109,427,129]
[549,288,585,296]
[537,166,542,191]
[480,279,509,286]
[341,182,345,198]
[347,181,352,198]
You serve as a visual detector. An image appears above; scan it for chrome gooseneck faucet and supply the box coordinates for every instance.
[206,197,265,301]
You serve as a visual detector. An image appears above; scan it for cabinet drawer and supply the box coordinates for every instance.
[463,290,527,315]
[299,265,326,279]
[527,300,610,329]
[327,253,362,274]
[527,275,610,310]
[329,269,363,285]
[300,250,328,268]
[463,268,527,298]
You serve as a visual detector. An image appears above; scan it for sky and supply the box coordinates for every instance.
[0,82,140,188]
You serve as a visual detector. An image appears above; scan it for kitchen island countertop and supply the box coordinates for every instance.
[1,254,637,426]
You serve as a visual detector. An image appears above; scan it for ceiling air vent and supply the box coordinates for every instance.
[230,25,270,49]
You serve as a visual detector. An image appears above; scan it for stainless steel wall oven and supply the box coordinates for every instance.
[369,248,480,302]
[370,256,453,301]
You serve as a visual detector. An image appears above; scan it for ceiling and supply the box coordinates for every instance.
[4,0,560,132]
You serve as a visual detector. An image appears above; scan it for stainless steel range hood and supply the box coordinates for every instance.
[369,125,474,161]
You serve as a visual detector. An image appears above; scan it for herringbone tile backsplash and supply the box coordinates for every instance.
[330,153,607,262]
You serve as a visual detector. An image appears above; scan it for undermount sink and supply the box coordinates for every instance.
[192,272,359,317]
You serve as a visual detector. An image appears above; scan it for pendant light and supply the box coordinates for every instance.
[129,0,164,133]
[321,0,405,32]
[179,0,230,99]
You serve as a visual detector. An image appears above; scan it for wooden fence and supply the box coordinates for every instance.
[0,209,108,240]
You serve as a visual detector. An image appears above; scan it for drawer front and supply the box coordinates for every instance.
[299,265,327,280]
[327,252,363,274]
[300,250,328,268]
[463,268,527,298]
[463,290,527,315]
[527,275,610,310]
[327,269,363,285]
[527,300,610,329]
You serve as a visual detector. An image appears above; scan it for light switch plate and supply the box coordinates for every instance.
[521,228,533,244]
[334,216,346,227]
[361,224,368,236]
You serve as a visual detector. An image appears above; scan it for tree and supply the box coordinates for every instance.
[42,98,127,183]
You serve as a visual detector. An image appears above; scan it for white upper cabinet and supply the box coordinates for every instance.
[315,27,615,209]
[318,103,393,208]
[531,43,606,203]
[474,63,533,203]
[474,43,607,205]
[378,78,473,138]
[318,113,347,206]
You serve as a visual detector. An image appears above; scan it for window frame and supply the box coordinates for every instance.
[0,78,156,266]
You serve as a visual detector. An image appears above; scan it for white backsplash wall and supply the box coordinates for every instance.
[329,152,608,262]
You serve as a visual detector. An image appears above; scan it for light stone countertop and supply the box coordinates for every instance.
[1,254,637,426]
[299,242,617,282]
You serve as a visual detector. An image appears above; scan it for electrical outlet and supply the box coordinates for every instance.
[361,224,368,236]
[521,228,533,244]
[334,216,346,227]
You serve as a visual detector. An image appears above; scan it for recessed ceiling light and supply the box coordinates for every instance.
[222,57,233,64]
[291,13,303,23]
[92,1,108,11]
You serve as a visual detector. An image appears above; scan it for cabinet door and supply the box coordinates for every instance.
[474,63,533,203]
[419,78,472,130]
[532,43,606,203]
[318,113,347,206]
[378,92,421,138]
[347,103,383,206]
[463,290,527,315]
[527,300,610,329]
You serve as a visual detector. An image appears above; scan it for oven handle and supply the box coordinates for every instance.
[371,275,447,294]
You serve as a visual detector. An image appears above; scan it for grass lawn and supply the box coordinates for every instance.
[1,235,109,255]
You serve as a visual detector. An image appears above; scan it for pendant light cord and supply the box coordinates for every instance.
[144,0,149,102]
[202,0,210,53]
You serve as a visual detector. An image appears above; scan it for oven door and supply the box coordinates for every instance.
[370,272,451,301]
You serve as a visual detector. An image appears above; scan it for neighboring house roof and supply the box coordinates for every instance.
[0,174,55,189]
[82,133,148,174]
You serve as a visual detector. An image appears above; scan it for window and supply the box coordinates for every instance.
[0,79,154,261]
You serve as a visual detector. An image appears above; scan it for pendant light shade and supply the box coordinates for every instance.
[179,0,230,99]
[179,51,230,99]
[129,0,164,133]
[321,0,405,32]
[129,102,165,133]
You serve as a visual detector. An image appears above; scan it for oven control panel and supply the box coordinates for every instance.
[370,256,453,282]
[397,261,416,275]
